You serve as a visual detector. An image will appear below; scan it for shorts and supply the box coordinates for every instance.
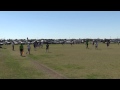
[20,49,23,52]
[28,48,30,51]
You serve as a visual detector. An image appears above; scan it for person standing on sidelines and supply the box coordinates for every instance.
[12,41,14,51]
[27,37,28,41]
[86,40,89,49]
[19,43,24,56]
[38,42,41,48]
[41,40,43,48]
[46,43,49,52]
[26,44,31,55]
[33,41,37,50]
[107,40,109,47]
[93,40,94,46]
[95,41,98,49]
[118,41,119,45]
[33,41,36,50]
[71,40,73,46]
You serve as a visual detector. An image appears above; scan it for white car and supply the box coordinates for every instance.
[0,42,4,45]
[13,41,19,45]
[5,41,11,45]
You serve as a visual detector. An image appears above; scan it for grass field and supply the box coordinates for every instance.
[0,43,120,79]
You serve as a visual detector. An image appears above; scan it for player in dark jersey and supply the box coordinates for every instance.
[46,43,49,52]
[86,40,89,49]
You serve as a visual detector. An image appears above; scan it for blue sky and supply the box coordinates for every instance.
[0,11,120,39]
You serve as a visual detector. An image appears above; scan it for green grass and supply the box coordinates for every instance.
[0,43,120,79]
